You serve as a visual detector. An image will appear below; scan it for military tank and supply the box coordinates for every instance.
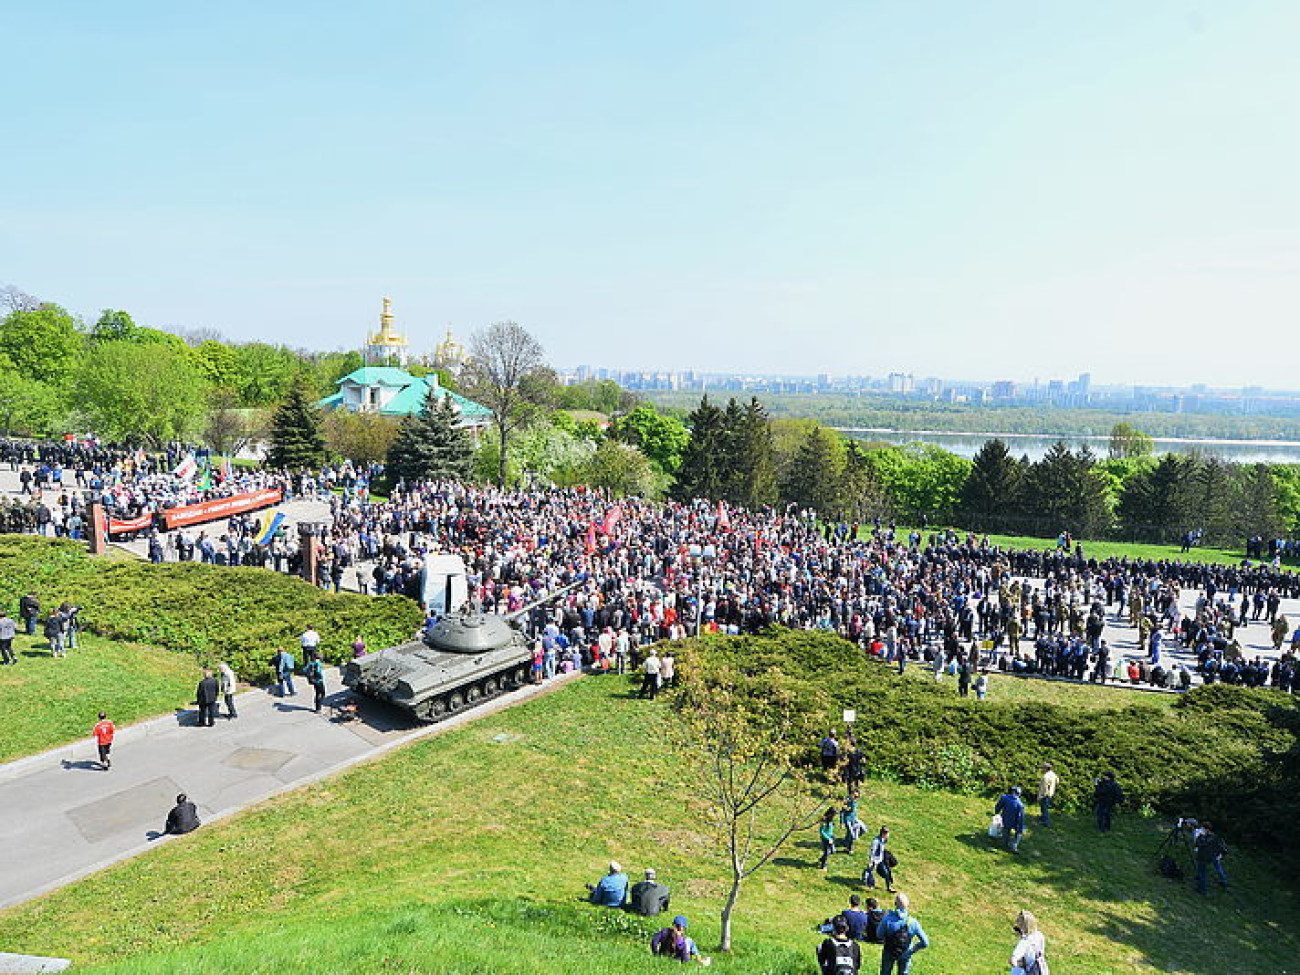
[342,585,576,723]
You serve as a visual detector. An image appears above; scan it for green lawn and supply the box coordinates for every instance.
[0,631,201,763]
[1,677,1295,974]
[902,666,1177,712]
[892,525,1253,566]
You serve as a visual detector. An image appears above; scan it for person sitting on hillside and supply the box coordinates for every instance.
[650,915,710,964]
[628,867,671,917]
[586,861,629,907]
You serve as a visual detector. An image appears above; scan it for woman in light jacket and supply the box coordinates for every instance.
[1010,909,1048,975]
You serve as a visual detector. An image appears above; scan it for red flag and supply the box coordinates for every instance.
[601,505,623,535]
[585,523,597,554]
[717,501,731,531]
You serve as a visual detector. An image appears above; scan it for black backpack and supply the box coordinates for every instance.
[883,916,912,956]
[827,939,857,975]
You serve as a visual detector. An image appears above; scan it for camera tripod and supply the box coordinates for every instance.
[1154,823,1197,882]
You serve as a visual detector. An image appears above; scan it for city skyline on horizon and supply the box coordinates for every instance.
[6,2,1300,389]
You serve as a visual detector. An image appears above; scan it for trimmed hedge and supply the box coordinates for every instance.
[674,629,1300,856]
[0,537,423,682]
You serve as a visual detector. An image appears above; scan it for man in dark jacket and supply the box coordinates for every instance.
[994,786,1027,853]
[195,670,220,727]
[163,794,200,835]
[816,914,861,974]
[1094,771,1124,832]
[627,868,671,917]
[19,592,40,636]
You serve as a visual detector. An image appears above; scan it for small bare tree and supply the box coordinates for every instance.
[0,285,41,314]
[675,669,824,953]
[462,321,551,486]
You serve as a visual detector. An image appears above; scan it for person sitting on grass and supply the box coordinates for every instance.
[586,860,629,907]
[651,915,710,964]
[163,794,200,835]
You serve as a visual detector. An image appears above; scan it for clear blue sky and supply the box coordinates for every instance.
[4,1,1298,387]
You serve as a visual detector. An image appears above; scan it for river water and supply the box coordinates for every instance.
[838,428,1300,464]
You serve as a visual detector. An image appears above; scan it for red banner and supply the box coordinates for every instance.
[161,488,283,530]
[107,512,153,535]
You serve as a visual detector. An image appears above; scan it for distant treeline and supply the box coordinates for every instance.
[646,390,1300,442]
[669,396,1300,546]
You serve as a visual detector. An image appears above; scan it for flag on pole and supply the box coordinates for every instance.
[173,454,197,481]
[717,500,732,531]
[600,504,623,535]
[257,511,286,546]
[585,523,597,554]
[220,457,232,482]
[197,467,212,491]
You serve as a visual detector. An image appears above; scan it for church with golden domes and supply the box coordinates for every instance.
[364,296,409,365]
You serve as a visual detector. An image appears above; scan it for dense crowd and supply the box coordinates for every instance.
[4,433,1299,695]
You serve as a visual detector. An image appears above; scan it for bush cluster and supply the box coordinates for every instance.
[0,537,423,681]
[674,629,1300,855]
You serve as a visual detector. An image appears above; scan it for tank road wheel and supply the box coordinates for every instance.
[417,697,449,723]
[446,690,466,713]
[511,665,528,687]
[465,684,482,706]
[483,676,500,698]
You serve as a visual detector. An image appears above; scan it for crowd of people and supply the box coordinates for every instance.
[6,432,1300,697]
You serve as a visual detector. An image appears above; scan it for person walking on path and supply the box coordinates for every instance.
[218,662,238,719]
[273,647,297,697]
[195,669,220,727]
[1093,771,1124,832]
[304,652,326,713]
[0,608,16,665]
[1009,909,1048,975]
[863,826,896,892]
[92,712,115,770]
[876,892,930,975]
[994,786,1027,853]
[1037,764,1059,826]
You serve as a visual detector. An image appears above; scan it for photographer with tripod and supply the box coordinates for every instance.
[1193,822,1230,895]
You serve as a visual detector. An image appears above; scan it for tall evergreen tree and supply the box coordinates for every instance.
[1116,453,1196,543]
[386,389,473,484]
[957,438,1025,532]
[729,397,777,508]
[673,396,727,501]
[1233,464,1285,541]
[781,426,845,515]
[267,374,325,469]
[1020,442,1110,539]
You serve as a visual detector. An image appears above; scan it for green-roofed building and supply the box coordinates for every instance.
[318,367,491,429]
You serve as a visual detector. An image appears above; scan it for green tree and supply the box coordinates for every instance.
[865,443,971,524]
[0,304,83,386]
[91,309,142,343]
[673,396,728,501]
[839,442,890,523]
[725,398,777,509]
[1020,443,1111,539]
[1116,453,1197,543]
[957,439,1026,532]
[461,321,551,486]
[190,340,242,390]
[580,439,657,496]
[233,342,308,406]
[386,390,474,483]
[267,375,326,469]
[781,426,845,515]
[0,357,62,435]
[1232,464,1285,542]
[76,341,209,445]
[611,405,689,473]
[203,388,253,456]
[324,410,401,467]
[1108,422,1155,460]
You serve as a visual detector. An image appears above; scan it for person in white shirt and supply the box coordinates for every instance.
[218,661,239,719]
[1009,909,1048,975]
[640,649,662,699]
[300,626,320,655]
[1037,763,1059,826]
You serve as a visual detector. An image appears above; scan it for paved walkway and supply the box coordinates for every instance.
[0,671,576,910]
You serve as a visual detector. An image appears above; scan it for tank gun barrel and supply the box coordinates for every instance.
[504,581,582,624]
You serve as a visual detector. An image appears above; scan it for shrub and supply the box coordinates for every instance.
[673,629,1300,858]
[0,537,423,681]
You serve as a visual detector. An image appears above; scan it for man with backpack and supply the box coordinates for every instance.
[816,914,861,974]
[876,892,930,975]
[819,730,840,774]
[1193,822,1230,895]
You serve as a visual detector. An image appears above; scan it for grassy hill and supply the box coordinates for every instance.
[1,675,1297,974]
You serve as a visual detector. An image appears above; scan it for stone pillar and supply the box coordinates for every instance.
[299,522,321,585]
[88,501,108,555]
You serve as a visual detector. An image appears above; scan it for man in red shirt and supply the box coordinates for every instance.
[92,711,115,770]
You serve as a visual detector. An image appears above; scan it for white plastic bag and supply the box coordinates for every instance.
[988,814,1004,838]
